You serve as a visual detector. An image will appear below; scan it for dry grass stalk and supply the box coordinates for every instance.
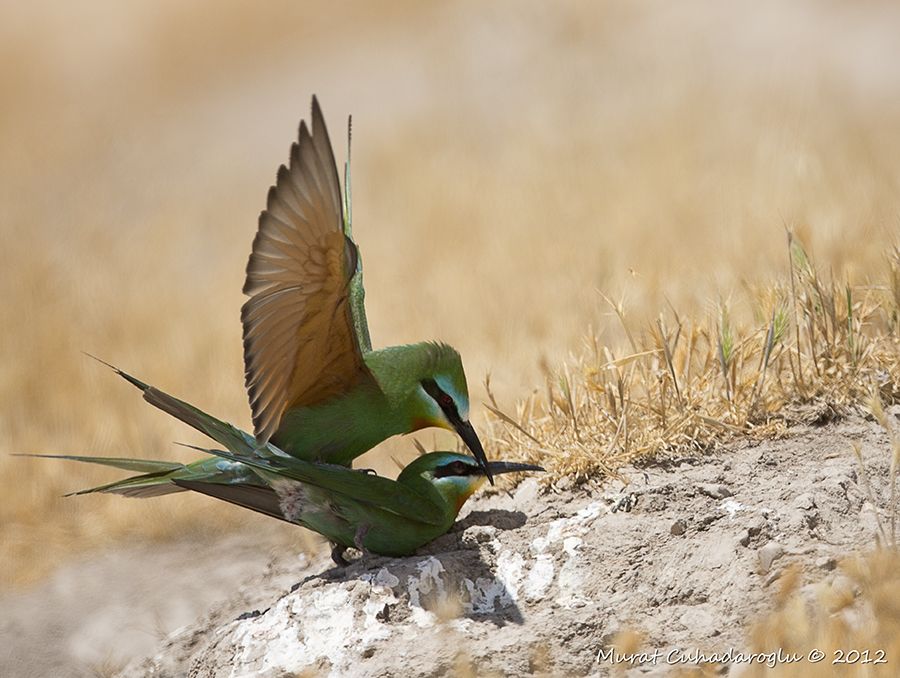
[487,241,900,483]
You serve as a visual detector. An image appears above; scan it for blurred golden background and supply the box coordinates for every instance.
[2,0,900,588]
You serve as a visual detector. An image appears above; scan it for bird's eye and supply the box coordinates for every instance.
[435,460,471,478]
[440,393,453,408]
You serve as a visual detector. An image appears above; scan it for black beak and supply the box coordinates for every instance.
[485,460,545,476]
[453,419,494,484]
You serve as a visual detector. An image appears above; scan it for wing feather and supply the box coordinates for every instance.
[242,97,371,443]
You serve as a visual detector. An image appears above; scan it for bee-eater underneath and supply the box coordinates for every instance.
[25,361,542,562]
[25,449,542,565]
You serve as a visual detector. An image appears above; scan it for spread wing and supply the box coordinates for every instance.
[242,96,371,444]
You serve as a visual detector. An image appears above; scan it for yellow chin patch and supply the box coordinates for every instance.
[455,477,486,512]
[411,416,452,432]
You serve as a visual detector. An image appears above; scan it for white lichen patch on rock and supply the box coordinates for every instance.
[463,548,522,613]
[720,498,745,518]
[233,587,355,674]
[229,586,350,675]
[360,568,400,643]
[557,535,590,609]
[460,499,607,613]
[405,557,448,628]
[223,567,405,676]
[524,551,555,601]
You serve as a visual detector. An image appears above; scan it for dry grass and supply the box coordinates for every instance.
[487,242,900,481]
[3,0,900,591]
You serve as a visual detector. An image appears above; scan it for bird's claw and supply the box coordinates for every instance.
[354,524,372,556]
[331,543,350,567]
[331,525,373,567]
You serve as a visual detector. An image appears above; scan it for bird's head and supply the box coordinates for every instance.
[398,452,544,517]
[407,344,495,482]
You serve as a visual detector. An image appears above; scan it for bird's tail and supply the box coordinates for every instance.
[84,354,269,458]
[18,453,260,498]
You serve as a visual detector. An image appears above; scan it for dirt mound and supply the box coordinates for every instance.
[114,415,894,677]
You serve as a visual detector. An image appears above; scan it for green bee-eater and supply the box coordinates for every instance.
[24,97,543,564]
[24,369,542,564]
[237,96,492,477]
[28,450,541,565]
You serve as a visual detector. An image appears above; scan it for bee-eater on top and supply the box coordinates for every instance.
[138,96,492,479]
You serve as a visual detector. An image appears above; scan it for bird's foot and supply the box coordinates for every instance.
[330,527,373,567]
[331,543,350,567]
[354,524,372,556]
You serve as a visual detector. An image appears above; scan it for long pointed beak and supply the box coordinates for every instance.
[453,419,494,484]
[485,460,545,476]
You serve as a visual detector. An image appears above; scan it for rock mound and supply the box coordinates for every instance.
[121,417,893,677]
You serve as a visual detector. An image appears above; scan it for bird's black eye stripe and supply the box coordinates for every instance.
[421,379,461,423]
[434,460,478,478]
